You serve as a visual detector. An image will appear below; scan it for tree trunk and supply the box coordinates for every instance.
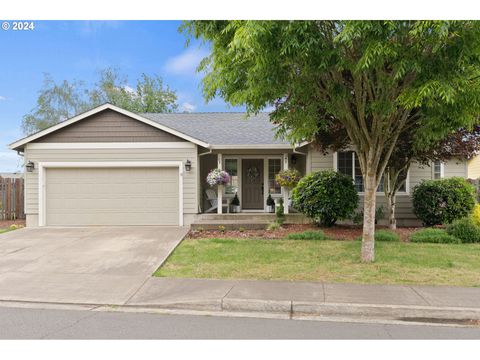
[387,192,397,230]
[361,172,376,263]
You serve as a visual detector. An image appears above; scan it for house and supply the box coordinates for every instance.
[9,103,468,228]
[467,155,480,179]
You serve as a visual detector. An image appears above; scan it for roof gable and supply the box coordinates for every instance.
[9,104,209,150]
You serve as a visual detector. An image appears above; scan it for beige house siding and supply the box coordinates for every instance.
[308,146,468,224]
[468,155,480,179]
[33,109,185,143]
[23,146,198,226]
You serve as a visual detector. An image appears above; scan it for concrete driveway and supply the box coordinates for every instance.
[0,226,188,305]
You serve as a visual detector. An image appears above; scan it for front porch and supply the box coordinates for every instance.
[198,149,307,215]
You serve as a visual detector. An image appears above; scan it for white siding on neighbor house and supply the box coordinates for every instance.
[24,146,198,226]
[308,146,468,223]
[468,156,480,179]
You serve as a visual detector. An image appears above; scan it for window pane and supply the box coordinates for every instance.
[337,151,353,177]
[377,174,384,192]
[354,153,364,192]
[224,159,238,194]
[434,161,442,179]
[398,170,407,192]
[268,159,282,194]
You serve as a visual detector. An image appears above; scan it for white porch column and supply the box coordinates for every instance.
[217,153,223,214]
[283,153,289,214]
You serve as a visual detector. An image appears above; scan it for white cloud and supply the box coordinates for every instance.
[163,48,209,76]
[0,96,6,101]
[180,102,197,113]
[123,85,136,95]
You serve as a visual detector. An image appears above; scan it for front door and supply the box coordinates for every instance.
[242,159,264,210]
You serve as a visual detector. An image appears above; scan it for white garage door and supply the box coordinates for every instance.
[45,167,179,226]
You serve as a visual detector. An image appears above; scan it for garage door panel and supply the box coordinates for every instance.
[45,167,179,226]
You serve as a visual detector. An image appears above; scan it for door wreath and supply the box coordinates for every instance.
[246,166,260,183]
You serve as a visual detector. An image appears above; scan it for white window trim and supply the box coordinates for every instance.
[222,155,284,212]
[333,151,410,196]
[433,160,445,179]
[37,161,184,227]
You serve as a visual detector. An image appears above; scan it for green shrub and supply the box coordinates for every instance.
[286,230,327,240]
[374,229,400,242]
[412,177,476,226]
[276,198,285,224]
[352,206,385,225]
[267,221,281,231]
[292,170,359,227]
[410,228,461,244]
[446,218,480,243]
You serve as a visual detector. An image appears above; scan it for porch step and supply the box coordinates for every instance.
[196,213,310,224]
[191,219,270,231]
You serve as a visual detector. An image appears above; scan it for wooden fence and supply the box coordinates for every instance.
[0,176,25,220]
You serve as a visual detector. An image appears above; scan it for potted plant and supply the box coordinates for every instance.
[266,194,275,213]
[230,193,240,213]
[275,169,301,208]
[206,168,231,186]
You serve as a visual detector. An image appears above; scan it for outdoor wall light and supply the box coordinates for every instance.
[185,160,192,172]
[26,161,35,172]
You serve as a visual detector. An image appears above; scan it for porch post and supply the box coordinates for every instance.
[217,153,223,214]
[283,153,289,214]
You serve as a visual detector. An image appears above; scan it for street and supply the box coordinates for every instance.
[0,306,479,339]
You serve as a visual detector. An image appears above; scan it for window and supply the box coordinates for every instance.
[336,151,407,193]
[337,151,363,192]
[433,160,444,179]
[268,158,282,194]
[224,159,239,195]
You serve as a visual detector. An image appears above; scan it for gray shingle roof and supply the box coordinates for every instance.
[141,112,290,147]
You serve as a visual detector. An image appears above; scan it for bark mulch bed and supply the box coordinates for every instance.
[188,223,418,242]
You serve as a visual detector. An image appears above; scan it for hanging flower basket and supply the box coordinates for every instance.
[206,168,231,186]
[275,169,301,189]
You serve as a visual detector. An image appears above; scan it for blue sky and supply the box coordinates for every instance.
[0,20,243,172]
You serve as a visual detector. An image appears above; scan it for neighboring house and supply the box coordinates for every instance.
[467,154,480,179]
[9,103,468,227]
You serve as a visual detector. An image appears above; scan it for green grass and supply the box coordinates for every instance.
[154,237,480,287]
[374,230,400,242]
[410,228,461,244]
[286,230,327,240]
[0,228,11,234]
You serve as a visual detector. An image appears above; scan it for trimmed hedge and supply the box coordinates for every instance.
[292,170,359,227]
[409,228,461,244]
[412,177,476,226]
[446,218,480,243]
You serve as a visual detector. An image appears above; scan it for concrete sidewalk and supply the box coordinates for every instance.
[126,278,480,320]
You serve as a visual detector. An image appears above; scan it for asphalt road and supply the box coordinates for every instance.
[0,306,479,339]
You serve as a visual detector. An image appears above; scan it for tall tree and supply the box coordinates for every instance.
[23,68,178,135]
[183,20,480,262]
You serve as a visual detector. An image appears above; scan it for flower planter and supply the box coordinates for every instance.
[231,205,241,213]
[266,205,275,213]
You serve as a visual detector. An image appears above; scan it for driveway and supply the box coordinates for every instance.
[0,226,188,305]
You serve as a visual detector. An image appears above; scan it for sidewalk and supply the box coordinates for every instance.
[125,278,480,320]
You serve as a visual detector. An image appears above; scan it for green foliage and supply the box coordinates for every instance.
[413,177,476,226]
[446,218,480,243]
[292,170,359,227]
[276,198,285,224]
[267,221,281,231]
[286,230,327,240]
[410,228,461,244]
[472,203,480,227]
[266,194,275,206]
[231,193,240,206]
[374,230,400,242]
[23,69,178,135]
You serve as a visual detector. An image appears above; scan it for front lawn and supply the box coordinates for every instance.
[154,237,480,287]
